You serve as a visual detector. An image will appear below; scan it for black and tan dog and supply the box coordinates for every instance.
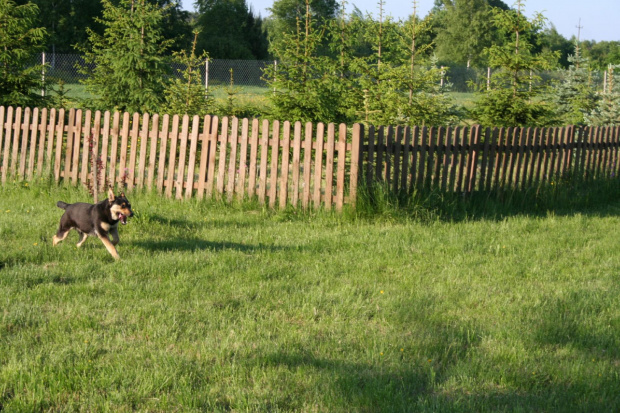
[53,188,134,260]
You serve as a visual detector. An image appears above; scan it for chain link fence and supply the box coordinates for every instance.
[34,53,607,97]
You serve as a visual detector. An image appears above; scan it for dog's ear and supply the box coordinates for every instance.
[108,188,115,202]
[120,192,125,198]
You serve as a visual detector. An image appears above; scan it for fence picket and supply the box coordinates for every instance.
[227,117,240,203]
[185,115,200,199]
[80,110,91,185]
[313,122,324,209]
[269,120,281,209]
[408,126,419,194]
[137,113,150,189]
[335,123,347,212]
[324,123,335,210]
[401,126,411,191]
[0,106,8,184]
[291,121,302,207]
[258,119,270,204]
[206,116,220,199]
[392,126,402,193]
[27,108,40,180]
[18,107,31,179]
[350,123,362,208]
[366,125,375,187]
[236,118,249,200]
[146,114,159,190]
[196,115,211,199]
[216,117,230,198]
[417,127,428,190]
[247,118,259,199]
[53,109,65,182]
[302,122,313,209]
[279,121,291,209]
[156,114,170,194]
[165,115,179,198]
[44,108,56,177]
[441,126,452,192]
[175,115,190,199]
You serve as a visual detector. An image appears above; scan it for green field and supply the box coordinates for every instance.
[1,182,619,411]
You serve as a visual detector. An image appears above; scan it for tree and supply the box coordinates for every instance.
[432,0,507,68]
[77,0,172,113]
[585,64,620,126]
[470,0,558,126]
[162,31,213,115]
[0,0,49,107]
[550,42,599,125]
[195,0,268,59]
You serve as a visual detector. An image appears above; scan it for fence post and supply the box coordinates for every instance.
[466,125,481,194]
[205,59,209,92]
[487,67,491,91]
[349,123,363,208]
[41,52,46,97]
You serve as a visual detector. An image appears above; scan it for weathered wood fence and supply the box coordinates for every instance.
[1,106,619,210]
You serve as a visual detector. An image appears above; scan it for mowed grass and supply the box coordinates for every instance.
[1,182,620,412]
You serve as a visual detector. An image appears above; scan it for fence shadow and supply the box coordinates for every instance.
[130,238,290,254]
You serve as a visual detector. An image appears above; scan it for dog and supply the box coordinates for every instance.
[53,188,134,260]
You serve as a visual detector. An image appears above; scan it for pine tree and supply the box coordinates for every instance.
[162,31,213,116]
[585,65,620,126]
[551,42,599,125]
[78,0,171,114]
[0,0,49,107]
[470,0,558,126]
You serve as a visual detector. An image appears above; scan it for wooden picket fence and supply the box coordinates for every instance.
[1,106,619,210]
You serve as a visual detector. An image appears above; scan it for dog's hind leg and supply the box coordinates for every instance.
[76,231,88,248]
[52,229,70,246]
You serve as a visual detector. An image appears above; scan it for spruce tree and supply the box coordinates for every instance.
[585,65,620,126]
[0,0,49,107]
[78,0,171,114]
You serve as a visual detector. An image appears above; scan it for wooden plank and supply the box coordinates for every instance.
[335,123,347,211]
[466,126,481,193]
[519,127,533,190]
[441,126,452,192]
[611,126,620,178]
[269,120,281,208]
[408,126,419,194]
[258,119,270,204]
[26,108,39,180]
[477,127,490,191]
[236,118,249,200]
[416,126,427,190]
[600,126,610,178]
[185,115,200,199]
[556,127,569,180]
[247,118,259,199]
[80,110,92,186]
[157,114,170,194]
[385,126,394,188]
[401,126,411,191]
[118,112,131,188]
[35,108,47,177]
[457,127,470,193]
[432,127,443,189]
[17,107,30,179]
[137,113,150,189]
[499,127,513,191]
[506,127,519,188]
[392,126,402,193]
[227,117,240,203]
[71,109,83,185]
[484,128,498,191]
[126,112,140,190]
[350,123,362,208]
[562,126,575,179]
[196,115,211,199]
[278,121,292,209]
[366,125,375,187]
[107,112,119,189]
[53,109,65,183]
[302,122,313,209]
[164,115,180,198]
[62,108,75,184]
[548,127,560,183]
[44,108,56,177]
[375,126,385,182]
[205,116,219,199]
[323,123,335,210]
[175,114,190,199]
[425,127,436,190]
[513,127,527,189]
[146,114,159,190]
[216,117,230,198]
[91,111,103,190]
[312,122,324,209]
[291,121,302,207]
[9,106,20,179]
[0,106,9,184]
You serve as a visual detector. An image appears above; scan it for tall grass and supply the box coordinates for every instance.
[1,181,619,411]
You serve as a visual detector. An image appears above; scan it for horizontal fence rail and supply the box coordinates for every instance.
[0,105,619,210]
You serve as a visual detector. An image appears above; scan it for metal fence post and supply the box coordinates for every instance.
[41,52,46,97]
[205,59,209,92]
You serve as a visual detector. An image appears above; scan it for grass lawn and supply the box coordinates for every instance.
[1,182,619,411]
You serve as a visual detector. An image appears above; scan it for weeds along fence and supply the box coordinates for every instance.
[1,105,619,209]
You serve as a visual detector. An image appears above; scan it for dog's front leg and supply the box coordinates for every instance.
[97,232,120,260]
[110,226,120,246]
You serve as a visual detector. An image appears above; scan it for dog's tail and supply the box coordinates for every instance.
[56,201,70,210]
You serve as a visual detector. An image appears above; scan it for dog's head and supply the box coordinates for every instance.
[108,188,134,225]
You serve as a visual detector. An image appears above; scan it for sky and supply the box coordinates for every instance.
[180,0,619,42]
